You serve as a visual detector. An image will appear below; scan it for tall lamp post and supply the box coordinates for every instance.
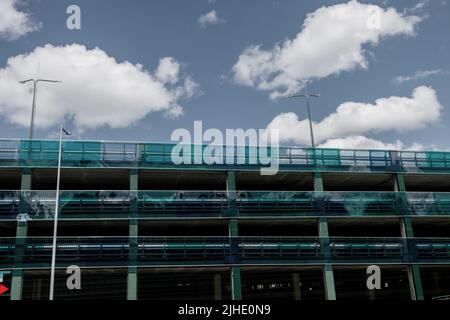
[19,79,61,140]
[49,124,71,300]
[288,85,320,149]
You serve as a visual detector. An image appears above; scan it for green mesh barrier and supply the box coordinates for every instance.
[308,149,340,166]
[19,140,59,161]
[62,141,102,161]
[426,152,448,168]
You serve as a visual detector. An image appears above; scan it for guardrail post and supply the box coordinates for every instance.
[127,169,139,300]
[227,171,242,300]
[11,168,32,300]
[136,143,145,163]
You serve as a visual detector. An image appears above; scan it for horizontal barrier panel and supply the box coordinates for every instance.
[2,191,450,220]
[1,139,450,170]
[1,237,450,267]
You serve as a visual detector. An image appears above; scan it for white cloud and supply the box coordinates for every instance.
[318,135,427,151]
[198,10,225,27]
[233,0,422,99]
[265,86,442,145]
[393,69,447,85]
[0,0,41,40]
[403,0,429,14]
[183,76,202,98]
[0,44,200,132]
[155,57,181,85]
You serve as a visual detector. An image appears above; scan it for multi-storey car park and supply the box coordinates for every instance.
[1,139,450,300]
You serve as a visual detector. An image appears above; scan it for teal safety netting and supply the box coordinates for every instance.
[19,140,102,162]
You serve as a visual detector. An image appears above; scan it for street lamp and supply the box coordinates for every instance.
[19,79,62,140]
[49,124,71,301]
[288,86,320,149]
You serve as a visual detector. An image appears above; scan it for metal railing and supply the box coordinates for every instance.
[2,191,450,219]
[1,139,450,169]
[1,236,450,265]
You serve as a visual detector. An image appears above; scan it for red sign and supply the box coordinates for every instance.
[0,284,9,295]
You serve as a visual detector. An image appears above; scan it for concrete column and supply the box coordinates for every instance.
[323,264,336,300]
[229,216,241,301]
[400,216,424,300]
[214,274,222,300]
[227,171,242,300]
[127,169,138,300]
[393,173,406,192]
[408,265,424,301]
[127,266,138,301]
[395,173,424,300]
[319,217,336,300]
[20,169,32,191]
[292,272,301,300]
[314,172,324,192]
[11,169,31,300]
[11,221,27,300]
[231,266,242,300]
[227,171,236,193]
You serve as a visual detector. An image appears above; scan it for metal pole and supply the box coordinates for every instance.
[49,124,63,300]
[304,86,316,149]
[29,81,37,140]
[20,78,61,140]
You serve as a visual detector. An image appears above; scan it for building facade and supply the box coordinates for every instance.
[1,139,450,300]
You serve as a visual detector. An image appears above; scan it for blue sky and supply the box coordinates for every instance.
[0,0,449,150]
